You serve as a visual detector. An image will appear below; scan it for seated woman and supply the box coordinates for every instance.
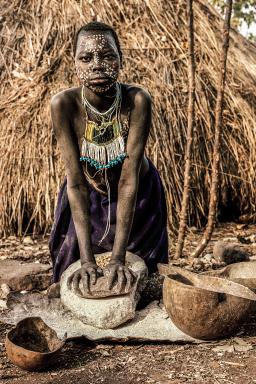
[49,21,168,296]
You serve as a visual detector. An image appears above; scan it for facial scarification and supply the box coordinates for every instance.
[75,33,120,94]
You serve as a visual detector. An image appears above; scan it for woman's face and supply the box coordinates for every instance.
[75,31,121,94]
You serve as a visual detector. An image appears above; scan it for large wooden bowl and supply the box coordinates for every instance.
[5,317,65,371]
[162,266,256,340]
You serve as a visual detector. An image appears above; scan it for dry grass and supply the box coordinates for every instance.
[0,0,256,237]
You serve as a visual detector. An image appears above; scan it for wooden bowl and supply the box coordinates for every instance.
[162,266,256,340]
[205,261,256,292]
[5,317,65,371]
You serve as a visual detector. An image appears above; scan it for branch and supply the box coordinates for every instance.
[175,0,196,259]
[192,0,233,258]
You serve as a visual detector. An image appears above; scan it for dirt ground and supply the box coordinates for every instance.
[1,223,256,384]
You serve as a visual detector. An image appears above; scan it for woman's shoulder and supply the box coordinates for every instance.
[121,83,151,108]
[51,87,81,112]
[50,87,81,136]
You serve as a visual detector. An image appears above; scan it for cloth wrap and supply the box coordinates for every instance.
[49,158,168,282]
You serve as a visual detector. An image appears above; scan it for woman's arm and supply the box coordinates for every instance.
[51,92,102,294]
[105,88,151,290]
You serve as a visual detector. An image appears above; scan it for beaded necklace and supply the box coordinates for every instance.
[80,83,128,245]
[80,82,127,169]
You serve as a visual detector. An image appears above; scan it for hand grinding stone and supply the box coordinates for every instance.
[78,253,139,298]
[78,274,136,298]
[60,252,148,329]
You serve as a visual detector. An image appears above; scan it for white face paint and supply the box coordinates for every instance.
[75,32,121,94]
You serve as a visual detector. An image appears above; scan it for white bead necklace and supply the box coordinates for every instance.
[81,82,121,120]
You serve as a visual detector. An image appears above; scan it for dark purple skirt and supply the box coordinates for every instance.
[49,159,168,282]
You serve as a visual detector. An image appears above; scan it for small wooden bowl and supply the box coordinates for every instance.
[205,261,256,292]
[162,266,256,340]
[5,317,65,371]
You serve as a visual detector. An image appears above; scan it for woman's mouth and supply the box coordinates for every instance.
[89,74,109,84]
[90,78,108,83]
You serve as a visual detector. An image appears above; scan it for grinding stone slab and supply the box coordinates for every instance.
[0,292,197,343]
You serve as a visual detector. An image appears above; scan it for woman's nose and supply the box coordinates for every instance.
[92,55,103,70]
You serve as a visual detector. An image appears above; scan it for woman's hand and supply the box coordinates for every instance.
[67,261,103,296]
[104,260,136,293]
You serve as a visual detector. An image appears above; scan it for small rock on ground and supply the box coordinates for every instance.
[213,241,250,265]
[0,260,52,291]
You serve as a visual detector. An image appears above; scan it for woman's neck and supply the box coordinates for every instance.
[81,83,118,113]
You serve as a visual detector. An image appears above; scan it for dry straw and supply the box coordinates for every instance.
[0,0,256,237]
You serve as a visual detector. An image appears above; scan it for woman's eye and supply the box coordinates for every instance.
[104,54,115,59]
[80,56,91,62]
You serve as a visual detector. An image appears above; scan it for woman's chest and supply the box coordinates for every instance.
[72,105,129,155]
[72,103,129,195]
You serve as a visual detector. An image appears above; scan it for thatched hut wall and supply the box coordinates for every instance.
[1,0,256,237]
